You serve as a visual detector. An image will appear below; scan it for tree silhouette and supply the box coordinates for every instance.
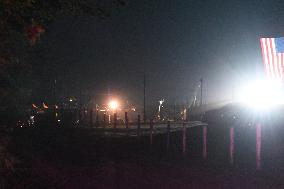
[0,0,126,126]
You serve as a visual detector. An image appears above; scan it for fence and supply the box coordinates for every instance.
[83,112,269,171]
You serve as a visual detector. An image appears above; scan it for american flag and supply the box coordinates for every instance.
[260,37,284,80]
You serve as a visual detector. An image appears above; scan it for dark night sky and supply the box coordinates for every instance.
[34,0,284,109]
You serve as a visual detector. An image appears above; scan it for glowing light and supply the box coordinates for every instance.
[32,104,38,108]
[43,102,48,109]
[109,100,119,110]
[69,98,73,102]
[158,99,164,113]
[237,79,284,110]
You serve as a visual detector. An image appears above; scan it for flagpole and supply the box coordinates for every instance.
[53,78,57,125]
[143,72,146,123]
[200,78,203,106]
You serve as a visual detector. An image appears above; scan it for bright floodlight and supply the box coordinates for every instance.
[237,79,284,110]
[109,100,119,110]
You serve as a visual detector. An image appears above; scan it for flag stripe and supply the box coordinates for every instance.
[271,38,280,79]
[260,38,270,77]
[260,37,284,81]
[267,38,275,79]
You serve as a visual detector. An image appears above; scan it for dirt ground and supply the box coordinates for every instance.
[2,123,284,189]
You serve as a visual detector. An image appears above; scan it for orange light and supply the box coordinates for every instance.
[109,100,119,110]
[43,102,48,109]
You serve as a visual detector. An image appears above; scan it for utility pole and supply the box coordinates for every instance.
[143,72,146,123]
[232,84,235,102]
[79,87,82,124]
[200,78,203,106]
[53,79,57,125]
[173,101,176,122]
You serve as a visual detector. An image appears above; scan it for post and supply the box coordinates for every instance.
[137,114,141,137]
[202,126,207,159]
[182,122,187,155]
[95,110,99,127]
[167,121,170,151]
[90,107,93,127]
[114,113,117,131]
[150,119,153,145]
[256,123,262,170]
[143,73,146,123]
[125,112,129,135]
[229,127,234,164]
[103,113,106,129]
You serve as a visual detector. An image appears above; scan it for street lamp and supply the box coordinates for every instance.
[109,100,119,111]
